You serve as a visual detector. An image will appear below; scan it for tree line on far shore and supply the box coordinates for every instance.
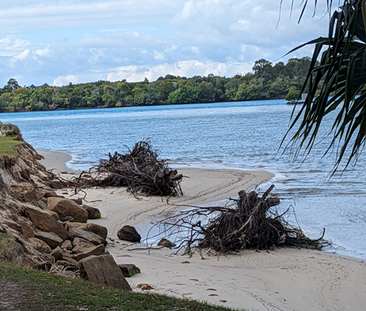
[0,57,313,112]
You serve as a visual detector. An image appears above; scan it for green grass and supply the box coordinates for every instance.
[0,259,238,311]
[0,136,23,157]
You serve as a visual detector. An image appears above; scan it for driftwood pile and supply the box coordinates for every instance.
[75,141,183,197]
[150,185,325,254]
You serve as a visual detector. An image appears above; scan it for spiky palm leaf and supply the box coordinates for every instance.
[284,1,366,173]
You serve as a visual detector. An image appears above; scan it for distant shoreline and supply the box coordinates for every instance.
[0,97,286,115]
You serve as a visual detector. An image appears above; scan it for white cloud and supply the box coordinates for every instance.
[36,45,52,57]
[107,60,252,82]
[0,0,333,86]
[53,75,78,86]
[14,49,30,60]
[153,50,165,61]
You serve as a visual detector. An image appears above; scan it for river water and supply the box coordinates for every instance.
[1,99,366,259]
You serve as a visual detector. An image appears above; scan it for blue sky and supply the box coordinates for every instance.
[0,1,331,86]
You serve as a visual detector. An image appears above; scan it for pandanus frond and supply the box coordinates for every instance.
[283,1,366,173]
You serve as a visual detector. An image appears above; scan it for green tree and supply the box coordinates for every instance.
[285,86,301,102]
[168,85,198,104]
[158,80,176,102]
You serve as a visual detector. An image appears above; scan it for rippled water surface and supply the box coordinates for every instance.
[2,99,366,259]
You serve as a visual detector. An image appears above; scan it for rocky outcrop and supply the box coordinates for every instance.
[75,244,106,261]
[34,231,63,249]
[24,206,69,240]
[47,197,88,223]
[69,227,107,246]
[117,225,141,242]
[79,255,131,291]
[0,132,135,291]
[64,222,108,240]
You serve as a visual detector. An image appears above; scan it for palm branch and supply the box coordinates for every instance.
[283,1,366,173]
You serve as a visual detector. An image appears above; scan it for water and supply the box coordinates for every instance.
[1,99,366,259]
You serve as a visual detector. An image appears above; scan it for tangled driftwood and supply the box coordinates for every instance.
[73,141,183,197]
[148,185,325,254]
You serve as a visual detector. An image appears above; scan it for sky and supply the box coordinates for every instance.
[0,1,332,87]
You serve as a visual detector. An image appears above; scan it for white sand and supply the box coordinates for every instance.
[39,150,366,311]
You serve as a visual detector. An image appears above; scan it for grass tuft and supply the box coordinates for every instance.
[0,136,23,157]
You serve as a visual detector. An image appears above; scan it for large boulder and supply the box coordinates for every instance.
[72,237,95,254]
[34,231,63,249]
[21,222,34,238]
[65,222,108,240]
[24,206,69,240]
[78,254,131,291]
[117,225,141,243]
[75,244,105,261]
[69,227,106,246]
[47,197,88,223]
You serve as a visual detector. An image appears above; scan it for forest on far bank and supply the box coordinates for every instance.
[0,57,312,112]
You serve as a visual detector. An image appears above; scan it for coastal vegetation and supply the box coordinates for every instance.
[0,57,313,112]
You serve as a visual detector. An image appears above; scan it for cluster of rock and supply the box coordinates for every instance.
[0,141,137,290]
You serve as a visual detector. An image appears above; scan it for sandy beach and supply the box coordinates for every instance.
[38,150,366,311]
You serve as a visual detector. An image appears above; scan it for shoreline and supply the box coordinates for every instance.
[38,149,366,311]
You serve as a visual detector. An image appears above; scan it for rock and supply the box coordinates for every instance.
[157,238,176,248]
[69,227,106,246]
[71,198,83,205]
[34,231,63,249]
[61,240,73,251]
[21,222,34,238]
[24,206,69,240]
[4,220,21,232]
[118,264,141,277]
[12,182,40,202]
[72,237,95,254]
[65,222,108,240]
[37,200,47,210]
[78,254,131,291]
[29,237,52,253]
[43,191,58,198]
[51,246,64,261]
[34,261,52,271]
[59,216,75,222]
[45,210,59,221]
[75,244,105,261]
[47,197,88,223]
[83,205,101,219]
[48,180,64,189]
[117,225,141,242]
